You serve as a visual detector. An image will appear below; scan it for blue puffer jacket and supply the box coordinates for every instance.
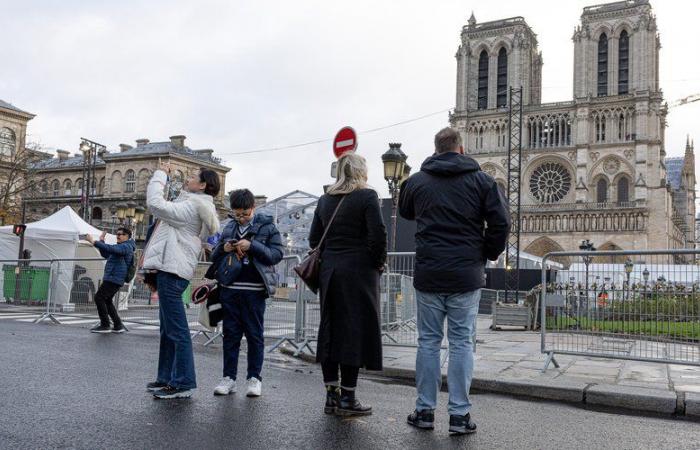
[210,214,284,296]
[94,239,136,286]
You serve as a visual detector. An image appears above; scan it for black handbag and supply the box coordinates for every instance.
[294,196,345,294]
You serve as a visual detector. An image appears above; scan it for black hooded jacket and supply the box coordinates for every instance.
[398,152,510,293]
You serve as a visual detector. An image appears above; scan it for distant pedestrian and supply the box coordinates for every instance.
[86,228,136,334]
[308,153,387,417]
[209,188,284,398]
[400,127,510,434]
[142,164,221,399]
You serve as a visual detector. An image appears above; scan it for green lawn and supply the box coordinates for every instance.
[546,316,700,340]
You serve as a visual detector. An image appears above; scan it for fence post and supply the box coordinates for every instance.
[34,260,60,324]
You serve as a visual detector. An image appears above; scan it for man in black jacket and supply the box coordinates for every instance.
[400,127,510,435]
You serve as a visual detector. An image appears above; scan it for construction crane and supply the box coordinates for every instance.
[668,93,700,109]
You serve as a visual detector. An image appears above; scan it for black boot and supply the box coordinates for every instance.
[336,389,372,417]
[324,385,340,414]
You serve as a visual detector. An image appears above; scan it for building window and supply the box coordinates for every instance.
[597,33,608,97]
[0,127,15,157]
[125,170,135,193]
[529,162,572,203]
[496,48,508,108]
[595,114,606,143]
[596,178,608,203]
[63,180,72,196]
[52,180,60,197]
[478,50,489,110]
[618,30,629,95]
[617,177,629,203]
[76,179,83,196]
[40,181,48,195]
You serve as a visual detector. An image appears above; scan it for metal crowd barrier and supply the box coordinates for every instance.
[541,249,700,371]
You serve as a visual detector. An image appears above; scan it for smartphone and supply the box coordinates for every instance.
[79,234,88,240]
[227,239,239,245]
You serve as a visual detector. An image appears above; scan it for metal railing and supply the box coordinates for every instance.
[541,249,700,371]
[2,253,513,354]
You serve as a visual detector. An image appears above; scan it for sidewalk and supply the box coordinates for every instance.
[282,316,700,418]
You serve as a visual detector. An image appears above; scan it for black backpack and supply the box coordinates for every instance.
[124,252,137,283]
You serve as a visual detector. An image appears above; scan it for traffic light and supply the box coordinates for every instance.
[12,224,26,237]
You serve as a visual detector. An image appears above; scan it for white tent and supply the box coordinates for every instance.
[0,206,117,308]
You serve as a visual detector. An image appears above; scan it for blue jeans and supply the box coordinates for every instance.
[156,272,196,390]
[415,289,480,416]
[221,289,267,381]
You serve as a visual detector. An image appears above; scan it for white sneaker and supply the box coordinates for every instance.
[213,377,236,396]
[246,377,262,397]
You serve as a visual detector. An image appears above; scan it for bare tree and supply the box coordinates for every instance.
[0,142,50,225]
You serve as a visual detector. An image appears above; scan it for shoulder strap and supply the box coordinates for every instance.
[314,196,346,250]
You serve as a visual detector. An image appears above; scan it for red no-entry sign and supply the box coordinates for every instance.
[333,126,357,158]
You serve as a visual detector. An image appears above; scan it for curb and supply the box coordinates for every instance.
[278,345,698,418]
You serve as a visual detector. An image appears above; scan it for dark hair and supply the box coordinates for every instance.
[434,127,463,154]
[116,227,132,238]
[229,189,255,210]
[199,168,221,197]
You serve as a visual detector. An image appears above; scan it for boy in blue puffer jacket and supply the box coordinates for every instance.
[86,227,136,334]
[209,189,284,398]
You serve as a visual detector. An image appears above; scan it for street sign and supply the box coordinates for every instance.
[333,126,357,158]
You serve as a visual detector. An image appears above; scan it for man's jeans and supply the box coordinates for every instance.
[221,289,267,381]
[415,289,480,416]
[156,271,196,390]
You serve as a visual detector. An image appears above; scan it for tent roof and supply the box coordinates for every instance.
[0,206,116,242]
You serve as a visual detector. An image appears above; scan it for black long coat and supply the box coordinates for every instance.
[308,189,387,370]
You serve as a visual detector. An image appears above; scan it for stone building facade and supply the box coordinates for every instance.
[27,135,231,240]
[449,0,696,264]
[0,99,42,224]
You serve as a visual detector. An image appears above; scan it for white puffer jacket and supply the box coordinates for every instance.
[142,170,220,280]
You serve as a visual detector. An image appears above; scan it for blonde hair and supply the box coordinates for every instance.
[326,153,368,195]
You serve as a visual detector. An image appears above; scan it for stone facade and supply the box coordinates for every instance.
[27,135,231,240]
[449,0,696,262]
[0,100,49,224]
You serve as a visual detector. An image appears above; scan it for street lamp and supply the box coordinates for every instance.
[579,239,596,310]
[79,138,106,225]
[381,143,410,252]
[624,258,634,301]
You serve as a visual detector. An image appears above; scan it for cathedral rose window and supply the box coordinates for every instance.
[529,162,572,203]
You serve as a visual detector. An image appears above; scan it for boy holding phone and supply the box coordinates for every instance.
[209,189,284,397]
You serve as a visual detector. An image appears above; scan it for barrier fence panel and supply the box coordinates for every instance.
[266,255,305,352]
[0,259,57,323]
[541,249,700,371]
[381,252,419,346]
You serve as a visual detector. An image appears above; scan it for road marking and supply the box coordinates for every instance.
[0,314,40,319]
[16,317,41,322]
[58,319,99,325]
[133,325,159,330]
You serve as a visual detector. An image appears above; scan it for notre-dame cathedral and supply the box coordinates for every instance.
[449,0,696,264]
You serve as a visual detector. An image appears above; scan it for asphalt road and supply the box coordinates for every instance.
[1,320,699,450]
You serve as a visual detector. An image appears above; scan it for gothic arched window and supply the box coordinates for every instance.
[617,177,630,203]
[478,50,489,110]
[618,30,629,95]
[597,33,608,97]
[125,170,136,193]
[51,180,60,197]
[76,178,83,196]
[0,127,15,157]
[496,48,508,108]
[596,178,608,203]
[40,181,48,195]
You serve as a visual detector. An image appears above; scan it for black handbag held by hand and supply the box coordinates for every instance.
[293,196,345,294]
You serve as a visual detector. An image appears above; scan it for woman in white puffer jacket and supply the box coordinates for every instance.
[143,164,220,399]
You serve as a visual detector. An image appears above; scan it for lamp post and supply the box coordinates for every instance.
[643,268,649,298]
[579,239,596,311]
[624,258,634,301]
[79,138,105,225]
[381,143,410,252]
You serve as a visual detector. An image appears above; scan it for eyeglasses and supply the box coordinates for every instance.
[116,232,126,236]
[232,210,253,219]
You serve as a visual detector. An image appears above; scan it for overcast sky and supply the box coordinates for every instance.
[2,0,698,199]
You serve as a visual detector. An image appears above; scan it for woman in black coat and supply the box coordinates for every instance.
[308,152,387,417]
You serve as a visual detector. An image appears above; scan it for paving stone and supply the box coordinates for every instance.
[585,384,677,414]
[685,392,700,417]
